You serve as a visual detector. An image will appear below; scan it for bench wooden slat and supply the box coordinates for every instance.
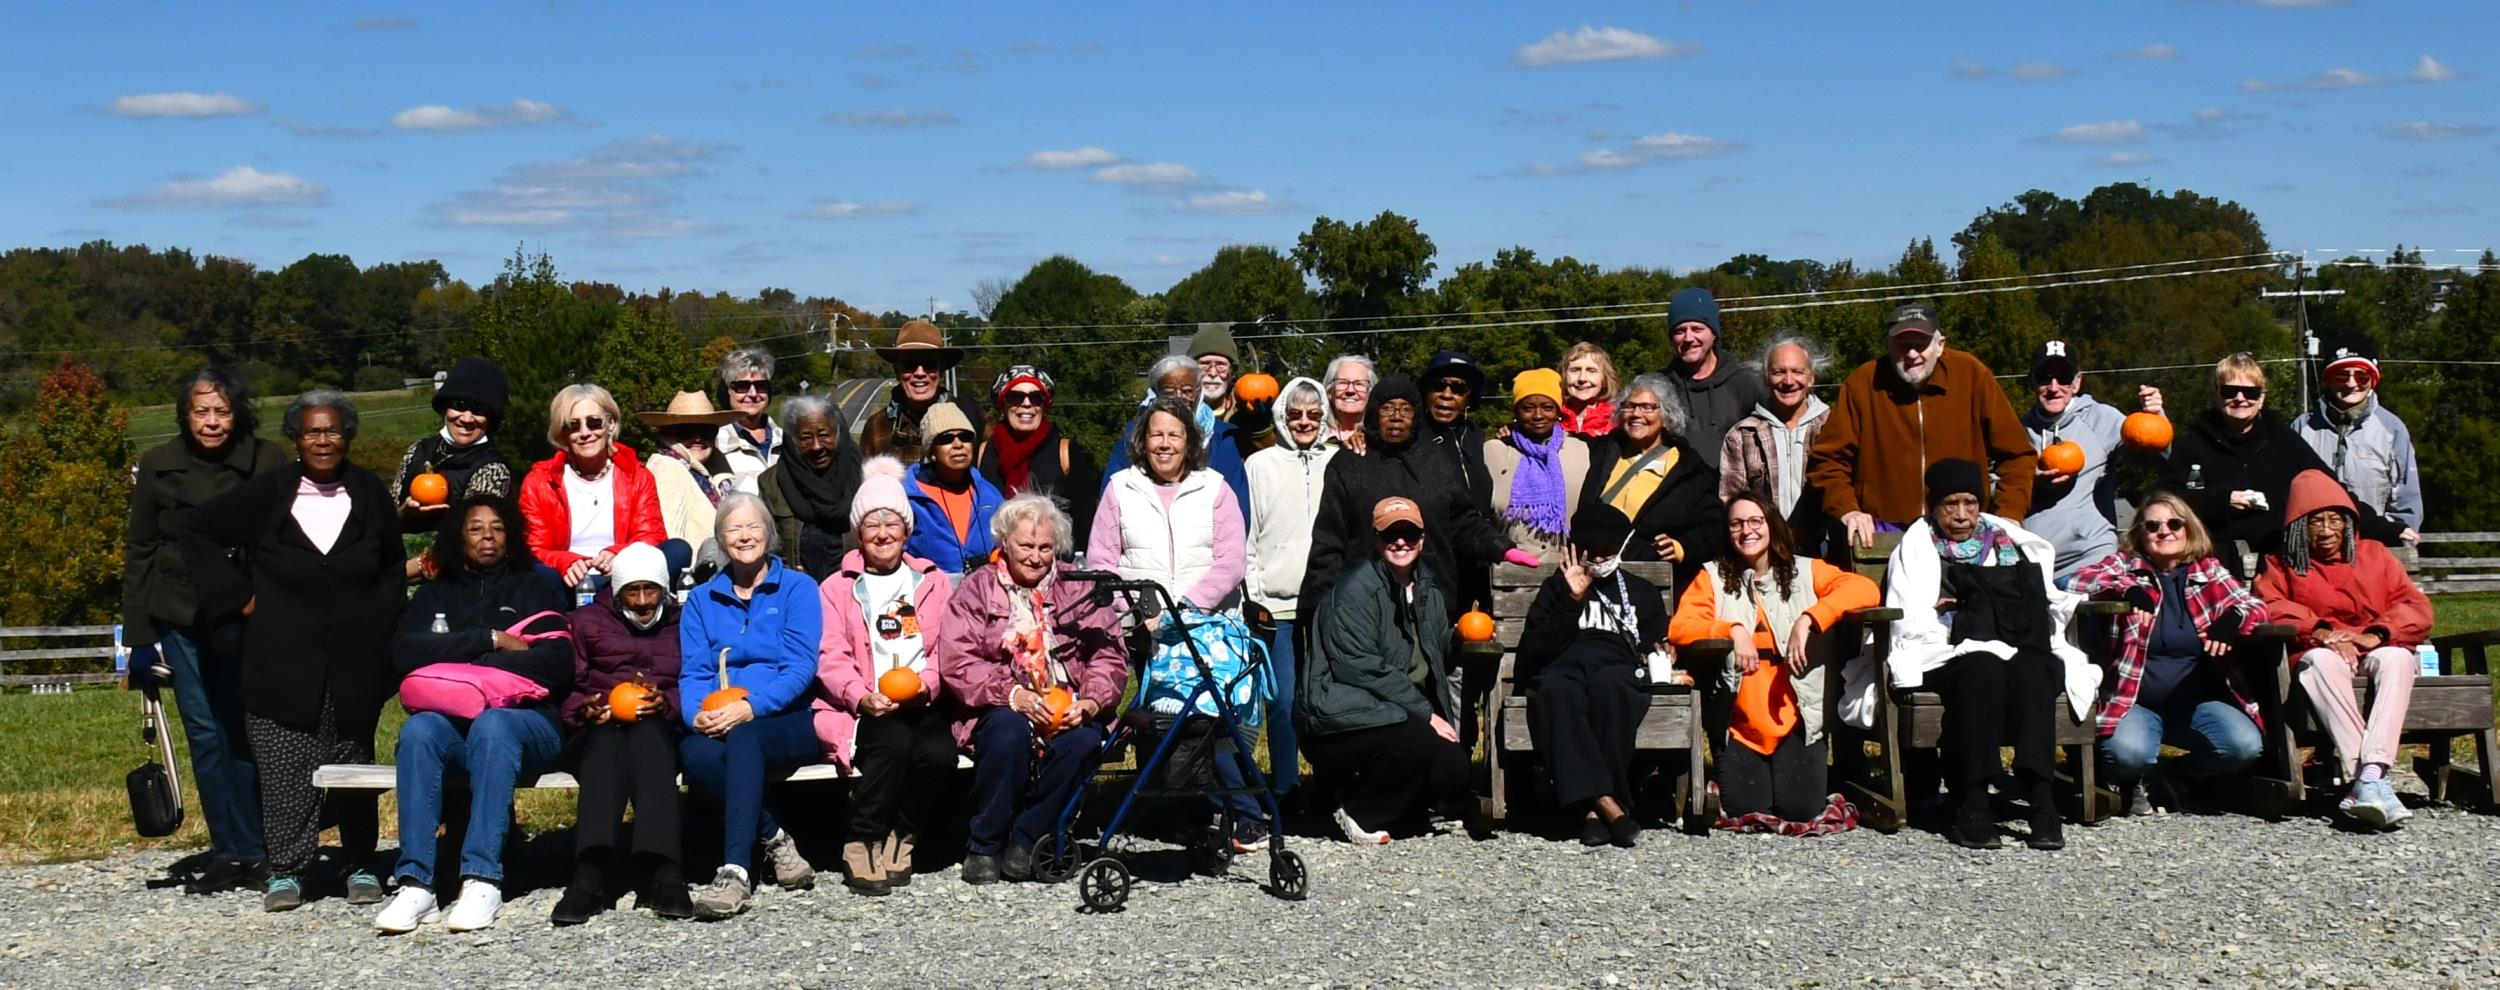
[0,625,119,638]
[1892,692,2100,749]
[0,672,121,687]
[0,647,121,662]
[1498,694,1694,751]
[311,756,972,791]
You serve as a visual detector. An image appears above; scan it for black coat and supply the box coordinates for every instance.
[2160,409,2404,575]
[1300,436,1511,615]
[179,464,406,727]
[1420,417,1495,516]
[392,561,574,728]
[1515,570,1668,685]
[1580,434,1726,595]
[977,422,1102,549]
[121,434,290,647]
[388,434,516,533]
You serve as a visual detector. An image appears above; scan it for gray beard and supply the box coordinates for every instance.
[1894,358,1938,386]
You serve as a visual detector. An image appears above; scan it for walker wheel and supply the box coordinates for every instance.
[1267,849,1309,901]
[1031,833,1078,885]
[1078,857,1131,912]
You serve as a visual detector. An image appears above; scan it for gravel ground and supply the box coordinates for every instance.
[5,798,2499,990]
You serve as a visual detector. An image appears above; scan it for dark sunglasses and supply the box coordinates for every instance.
[2140,518,2188,534]
[1001,390,1049,408]
[1378,525,1426,545]
[444,398,488,416]
[2218,384,2264,402]
[931,430,976,447]
[564,416,609,434]
[1428,379,1473,396]
[1283,408,1325,422]
[894,357,943,374]
[727,379,773,395]
[2032,372,2078,387]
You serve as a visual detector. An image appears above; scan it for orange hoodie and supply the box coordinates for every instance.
[1671,559,1880,754]
[2255,470,2435,649]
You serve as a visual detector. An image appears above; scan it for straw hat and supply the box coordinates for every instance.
[874,319,966,368]
[635,390,741,429]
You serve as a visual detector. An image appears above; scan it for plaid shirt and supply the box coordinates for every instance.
[2067,552,2268,736]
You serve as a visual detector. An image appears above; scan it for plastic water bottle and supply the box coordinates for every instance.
[429,612,450,635]
[2418,644,2441,677]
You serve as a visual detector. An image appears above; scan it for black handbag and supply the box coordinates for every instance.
[128,683,185,838]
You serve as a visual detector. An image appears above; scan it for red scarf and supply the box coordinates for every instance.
[988,423,1050,494]
[1560,399,1615,438]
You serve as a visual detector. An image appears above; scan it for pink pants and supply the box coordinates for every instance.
[2294,645,2418,776]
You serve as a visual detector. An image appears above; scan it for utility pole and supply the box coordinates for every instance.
[2261,257,2346,412]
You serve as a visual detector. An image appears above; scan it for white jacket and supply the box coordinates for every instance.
[1839,514,2100,729]
[1243,388,1338,620]
[648,448,764,544]
[1102,466,1237,611]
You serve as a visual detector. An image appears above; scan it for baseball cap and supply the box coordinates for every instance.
[2031,340,2081,381]
[1372,496,1424,533]
[1886,302,1939,338]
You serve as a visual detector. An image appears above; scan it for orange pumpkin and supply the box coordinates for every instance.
[409,471,450,506]
[2039,441,2085,476]
[608,680,657,724]
[1234,373,1281,405]
[2120,412,2173,453]
[1457,610,1496,643]
[700,686,751,713]
[1035,685,1077,737]
[877,666,924,704]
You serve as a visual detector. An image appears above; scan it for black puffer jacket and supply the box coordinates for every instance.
[391,558,575,730]
[2159,408,2404,576]
[1301,376,1512,615]
[1580,433,1726,595]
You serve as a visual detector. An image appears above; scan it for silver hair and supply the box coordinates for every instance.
[779,393,837,433]
[717,347,775,385]
[1759,332,1832,378]
[282,389,359,441]
[1323,354,1375,387]
[1147,354,1198,388]
[1616,373,1689,438]
[713,491,779,557]
[990,492,1075,558]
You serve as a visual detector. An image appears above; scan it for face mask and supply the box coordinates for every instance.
[622,600,665,632]
[1590,557,1620,579]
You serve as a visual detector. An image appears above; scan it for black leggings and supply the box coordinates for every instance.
[1525,652,1646,808]
[1303,713,1468,834]
[1719,733,1827,821]
[569,719,682,861]
[848,706,960,843]
[1929,651,2061,796]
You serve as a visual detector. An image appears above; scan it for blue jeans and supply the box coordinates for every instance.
[968,708,1106,857]
[158,628,264,863]
[393,708,562,887]
[2100,698,2264,785]
[1265,618,1301,796]
[679,710,821,873]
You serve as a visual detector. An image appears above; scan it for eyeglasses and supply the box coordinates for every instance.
[2140,518,2188,534]
[932,430,976,447]
[1378,525,1425,546]
[1002,390,1049,408]
[564,416,609,434]
[2033,373,2078,387]
[1428,379,1473,396]
[1729,517,1769,532]
[2326,370,2374,387]
[1620,402,1662,414]
[894,357,943,374]
[445,399,487,415]
[727,379,773,395]
[1329,378,1372,393]
[1283,408,1325,422]
[2218,384,2264,402]
[297,426,345,440]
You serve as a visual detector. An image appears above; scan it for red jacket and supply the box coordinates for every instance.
[520,445,667,572]
[2256,470,2435,649]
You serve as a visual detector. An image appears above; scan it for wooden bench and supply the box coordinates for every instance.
[0,624,125,688]
[312,755,971,791]
[2256,626,2499,810]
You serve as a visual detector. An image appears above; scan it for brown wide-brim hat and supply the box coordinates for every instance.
[636,390,741,429]
[874,319,966,368]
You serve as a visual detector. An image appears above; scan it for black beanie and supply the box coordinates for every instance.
[1569,504,1635,554]
[1924,458,1986,508]
[434,356,510,422]
[1367,374,1424,429]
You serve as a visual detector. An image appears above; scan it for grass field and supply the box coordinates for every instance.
[124,387,441,448]
[7,593,2497,864]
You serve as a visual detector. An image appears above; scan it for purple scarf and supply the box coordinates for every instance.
[1504,427,1571,540]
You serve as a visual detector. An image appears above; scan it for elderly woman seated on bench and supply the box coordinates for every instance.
[552,542,693,924]
[2256,469,2435,829]
[1848,459,2101,851]
[377,495,574,934]
[2068,489,2268,817]
[1671,489,1877,833]
[1518,505,1665,848]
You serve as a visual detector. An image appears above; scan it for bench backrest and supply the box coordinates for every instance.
[0,625,124,688]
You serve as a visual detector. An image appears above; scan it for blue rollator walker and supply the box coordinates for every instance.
[1030,571,1309,912]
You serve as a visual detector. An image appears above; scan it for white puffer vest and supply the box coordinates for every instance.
[1105,467,1237,610]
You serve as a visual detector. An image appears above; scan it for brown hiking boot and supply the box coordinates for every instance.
[841,841,888,897]
[880,833,915,888]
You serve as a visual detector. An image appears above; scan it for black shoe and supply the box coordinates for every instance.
[1607,815,1641,848]
[183,859,252,896]
[1000,845,1034,882]
[2025,780,2065,851]
[1578,817,1609,847]
[1951,800,2001,850]
[640,858,695,920]
[551,855,609,926]
[961,854,1001,886]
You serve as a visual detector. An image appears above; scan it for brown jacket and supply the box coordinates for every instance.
[859,390,986,465]
[1806,348,2035,524]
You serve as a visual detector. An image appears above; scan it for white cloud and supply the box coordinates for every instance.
[110,91,262,118]
[1511,26,1697,68]
[1022,146,1122,169]
[2128,42,2181,61]
[823,108,960,127]
[2008,61,2077,81]
[797,198,924,220]
[2375,120,2496,141]
[603,216,729,239]
[2306,67,2386,90]
[2038,120,2146,144]
[429,134,732,236]
[2158,106,2266,139]
[2238,79,2276,93]
[2411,55,2459,83]
[1523,131,1744,175]
[275,117,382,139]
[97,166,330,208]
[1091,162,1205,188]
[1170,189,1290,215]
[392,98,578,132]
[1948,59,1994,80]
[2093,151,2159,167]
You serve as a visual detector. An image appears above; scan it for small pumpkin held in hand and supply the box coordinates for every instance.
[608,680,656,723]
[410,471,450,506]
[1457,610,1496,643]
[2120,412,2173,453]
[2039,441,2085,476]
[1234,373,1280,405]
[877,666,923,704]
[700,686,750,713]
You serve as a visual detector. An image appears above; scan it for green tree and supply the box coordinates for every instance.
[0,360,133,633]
[980,256,1148,454]
[596,302,706,453]
[453,249,608,461]
[1162,245,1318,329]
[1292,211,1437,355]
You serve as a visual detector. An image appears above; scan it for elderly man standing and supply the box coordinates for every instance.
[1720,333,1841,562]
[861,320,986,465]
[2294,333,2423,544]
[1659,287,1766,473]
[2022,339,2165,583]
[1189,322,1275,452]
[1808,302,2037,552]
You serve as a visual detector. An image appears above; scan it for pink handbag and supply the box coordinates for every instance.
[398,611,569,719]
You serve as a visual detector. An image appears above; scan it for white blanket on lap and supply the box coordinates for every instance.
[1838,515,2100,729]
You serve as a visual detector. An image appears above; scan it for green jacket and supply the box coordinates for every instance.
[1298,555,1454,737]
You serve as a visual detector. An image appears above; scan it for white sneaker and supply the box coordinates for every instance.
[373,885,438,934]
[1333,806,1390,846]
[442,879,503,932]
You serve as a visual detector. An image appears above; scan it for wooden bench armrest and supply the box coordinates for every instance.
[2243,623,2297,648]
[2428,627,2500,675]
[2078,600,2132,618]
[1845,606,1903,623]
[1679,638,1733,674]
[2429,627,2500,649]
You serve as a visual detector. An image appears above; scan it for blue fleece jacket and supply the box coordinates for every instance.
[678,556,822,726]
[903,464,1004,574]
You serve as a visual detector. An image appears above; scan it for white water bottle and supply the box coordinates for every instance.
[2417,644,2440,677]
[430,612,449,635]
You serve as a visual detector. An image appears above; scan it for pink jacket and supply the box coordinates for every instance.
[810,549,955,767]
[933,562,1128,751]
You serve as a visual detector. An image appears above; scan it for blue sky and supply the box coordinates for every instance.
[4,1,2492,313]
